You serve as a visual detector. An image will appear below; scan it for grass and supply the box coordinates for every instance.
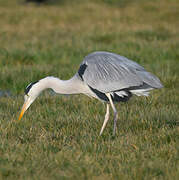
[0,0,179,179]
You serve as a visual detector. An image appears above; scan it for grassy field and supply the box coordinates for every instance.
[0,0,179,179]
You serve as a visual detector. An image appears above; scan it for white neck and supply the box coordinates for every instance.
[37,76,86,95]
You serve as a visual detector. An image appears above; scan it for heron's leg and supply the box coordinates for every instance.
[106,93,118,136]
[100,103,110,135]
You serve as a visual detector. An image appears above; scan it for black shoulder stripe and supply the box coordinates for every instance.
[78,63,87,80]
[25,81,38,95]
[88,86,109,102]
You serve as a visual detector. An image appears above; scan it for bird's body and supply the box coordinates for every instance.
[19,51,163,135]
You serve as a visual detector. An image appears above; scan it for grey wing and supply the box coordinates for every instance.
[78,51,163,93]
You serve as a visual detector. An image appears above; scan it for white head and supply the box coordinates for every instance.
[18,81,41,120]
[18,76,79,120]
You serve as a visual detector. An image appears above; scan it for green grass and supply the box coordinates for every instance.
[0,0,179,179]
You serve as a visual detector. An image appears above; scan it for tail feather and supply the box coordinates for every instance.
[130,88,153,96]
[137,71,163,89]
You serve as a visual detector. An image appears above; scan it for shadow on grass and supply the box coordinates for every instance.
[24,0,81,6]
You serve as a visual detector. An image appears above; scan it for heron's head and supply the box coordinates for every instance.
[18,81,40,121]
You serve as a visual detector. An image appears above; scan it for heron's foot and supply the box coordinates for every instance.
[113,127,116,136]
[99,129,103,136]
[113,112,118,136]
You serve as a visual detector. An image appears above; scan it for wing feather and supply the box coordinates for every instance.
[79,51,163,93]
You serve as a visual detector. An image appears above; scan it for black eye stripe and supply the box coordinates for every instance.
[25,81,38,95]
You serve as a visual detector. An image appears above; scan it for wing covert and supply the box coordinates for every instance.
[78,51,163,93]
[79,52,144,93]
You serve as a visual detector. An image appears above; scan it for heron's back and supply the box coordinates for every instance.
[77,51,163,102]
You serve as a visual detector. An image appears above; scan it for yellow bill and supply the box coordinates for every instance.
[18,103,27,121]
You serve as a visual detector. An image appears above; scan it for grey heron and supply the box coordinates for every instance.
[18,51,163,135]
